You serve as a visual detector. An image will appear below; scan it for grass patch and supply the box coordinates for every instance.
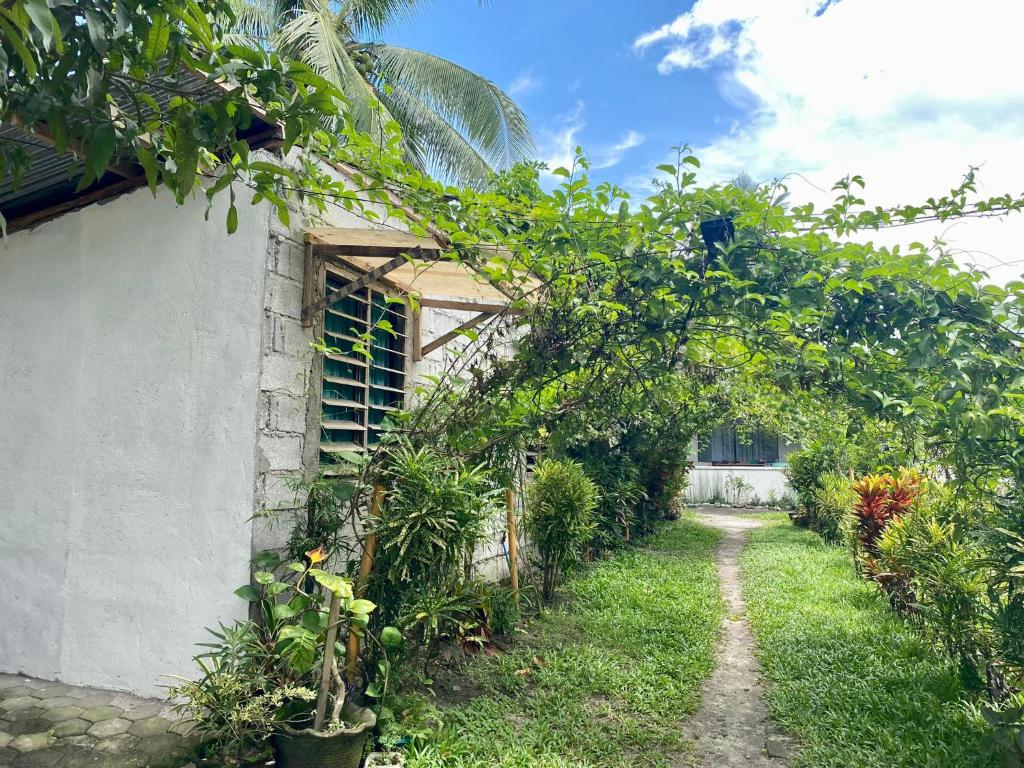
[741,520,996,768]
[400,516,723,768]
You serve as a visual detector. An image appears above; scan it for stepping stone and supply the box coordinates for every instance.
[4,708,45,724]
[0,718,50,737]
[63,734,98,749]
[8,732,54,752]
[124,702,166,721]
[34,685,74,700]
[52,718,91,737]
[87,718,131,738]
[128,717,174,737]
[0,687,36,700]
[42,705,84,722]
[14,746,69,768]
[80,706,122,723]
[0,731,10,748]
[0,697,39,712]
[76,692,116,707]
[137,732,185,755]
[36,696,78,710]
[168,719,197,736]
[94,732,137,753]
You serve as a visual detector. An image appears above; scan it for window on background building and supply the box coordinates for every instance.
[697,423,780,465]
[319,265,408,465]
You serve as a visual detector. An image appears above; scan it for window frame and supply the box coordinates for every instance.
[697,423,781,466]
[317,262,411,466]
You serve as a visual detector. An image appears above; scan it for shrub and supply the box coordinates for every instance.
[370,443,500,620]
[525,458,599,601]
[785,439,844,512]
[810,472,856,544]
[852,468,923,565]
[877,509,990,690]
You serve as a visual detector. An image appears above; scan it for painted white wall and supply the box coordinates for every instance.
[685,466,794,505]
[0,187,270,696]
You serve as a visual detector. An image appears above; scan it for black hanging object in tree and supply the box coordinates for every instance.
[699,216,735,257]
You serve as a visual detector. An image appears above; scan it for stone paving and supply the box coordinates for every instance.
[0,673,198,768]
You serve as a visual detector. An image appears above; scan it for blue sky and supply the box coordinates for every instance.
[387,0,742,191]
[388,0,1024,283]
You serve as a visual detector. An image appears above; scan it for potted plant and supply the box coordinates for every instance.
[172,546,391,768]
[270,547,378,768]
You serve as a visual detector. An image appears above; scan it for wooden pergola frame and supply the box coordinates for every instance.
[301,227,530,359]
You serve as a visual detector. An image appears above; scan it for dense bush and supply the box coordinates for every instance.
[525,458,599,601]
[785,439,844,513]
[877,507,989,689]
[851,469,923,565]
[809,472,856,544]
[369,443,500,626]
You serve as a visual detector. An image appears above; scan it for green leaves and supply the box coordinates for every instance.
[308,569,353,598]
[143,13,171,62]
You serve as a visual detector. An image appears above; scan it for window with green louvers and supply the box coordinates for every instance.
[697,423,780,465]
[319,266,408,466]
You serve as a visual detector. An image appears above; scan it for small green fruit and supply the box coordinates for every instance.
[381,626,403,648]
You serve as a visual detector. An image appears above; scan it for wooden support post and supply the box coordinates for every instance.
[301,242,316,328]
[314,588,342,730]
[506,487,519,609]
[411,304,423,362]
[346,483,385,683]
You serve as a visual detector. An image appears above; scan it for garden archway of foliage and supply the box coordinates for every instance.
[5,0,1024,592]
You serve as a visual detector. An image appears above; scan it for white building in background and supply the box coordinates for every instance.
[0,115,526,696]
[685,423,798,506]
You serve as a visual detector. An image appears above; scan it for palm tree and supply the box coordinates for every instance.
[230,0,533,186]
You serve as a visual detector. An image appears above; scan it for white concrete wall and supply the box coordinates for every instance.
[0,187,270,696]
[685,466,795,506]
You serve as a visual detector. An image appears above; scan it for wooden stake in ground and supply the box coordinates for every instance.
[314,588,342,730]
[506,487,519,609]
[346,483,385,683]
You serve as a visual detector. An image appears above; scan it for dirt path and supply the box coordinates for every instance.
[683,507,794,767]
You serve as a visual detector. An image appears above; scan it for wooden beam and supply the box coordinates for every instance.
[421,312,491,357]
[418,297,526,315]
[6,175,147,234]
[306,227,444,259]
[302,252,411,324]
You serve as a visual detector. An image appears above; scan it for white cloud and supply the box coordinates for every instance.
[633,0,1024,283]
[538,100,586,173]
[508,69,541,98]
[593,130,646,170]
[538,102,645,176]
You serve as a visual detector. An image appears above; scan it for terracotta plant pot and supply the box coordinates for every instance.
[272,705,376,768]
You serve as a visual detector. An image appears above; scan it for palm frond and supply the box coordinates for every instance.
[367,44,533,171]
[340,0,425,35]
[223,0,280,46]
[275,0,397,140]
[377,85,493,187]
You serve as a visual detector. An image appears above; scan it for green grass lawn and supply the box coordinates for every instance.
[401,517,723,768]
[741,517,996,768]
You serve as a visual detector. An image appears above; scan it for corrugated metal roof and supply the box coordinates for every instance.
[0,71,279,230]
[0,124,83,207]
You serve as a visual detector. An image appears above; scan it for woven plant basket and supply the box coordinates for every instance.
[273,705,376,768]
